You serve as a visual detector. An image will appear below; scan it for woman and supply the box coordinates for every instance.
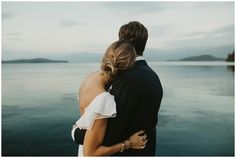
[72,41,148,156]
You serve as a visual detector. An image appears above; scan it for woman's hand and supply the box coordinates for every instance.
[127,130,148,149]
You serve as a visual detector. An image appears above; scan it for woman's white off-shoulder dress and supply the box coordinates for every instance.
[71,92,117,156]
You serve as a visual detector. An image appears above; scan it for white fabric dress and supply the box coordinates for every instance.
[71,92,117,156]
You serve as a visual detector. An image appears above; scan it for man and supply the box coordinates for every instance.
[72,21,163,156]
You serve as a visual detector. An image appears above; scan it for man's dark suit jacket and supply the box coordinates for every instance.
[73,60,163,156]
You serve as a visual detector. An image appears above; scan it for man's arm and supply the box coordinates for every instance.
[71,125,86,145]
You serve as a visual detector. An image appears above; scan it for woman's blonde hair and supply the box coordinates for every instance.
[101,40,136,78]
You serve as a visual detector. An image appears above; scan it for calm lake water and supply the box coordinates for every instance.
[2,62,234,156]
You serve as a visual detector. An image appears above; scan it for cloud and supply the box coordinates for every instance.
[150,25,176,38]
[7,37,22,41]
[163,24,234,50]
[59,20,85,27]
[179,24,234,40]
[99,2,232,15]
[209,24,234,37]
[80,42,108,52]
[2,2,234,58]
[3,32,23,41]
[194,2,234,9]
[99,2,168,14]
[152,23,234,41]
[4,32,22,36]
[2,12,14,20]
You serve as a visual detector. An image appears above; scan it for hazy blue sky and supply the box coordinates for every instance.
[2,2,234,59]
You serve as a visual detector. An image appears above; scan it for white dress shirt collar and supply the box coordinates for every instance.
[135,56,145,61]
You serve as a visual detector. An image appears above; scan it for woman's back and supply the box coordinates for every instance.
[78,70,108,114]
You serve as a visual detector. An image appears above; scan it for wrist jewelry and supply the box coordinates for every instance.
[120,142,125,152]
[124,140,131,150]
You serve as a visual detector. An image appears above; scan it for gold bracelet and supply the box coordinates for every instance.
[120,142,125,152]
[124,140,131,150]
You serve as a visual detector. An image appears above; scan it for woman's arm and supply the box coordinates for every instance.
[83,118,147,156]
[83,118,121,156]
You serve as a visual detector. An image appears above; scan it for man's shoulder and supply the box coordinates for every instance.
[118,63,158,82]
[114,66,141,85]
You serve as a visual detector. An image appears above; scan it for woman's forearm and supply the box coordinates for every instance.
[83,118,126,156]
[83,143,122,156]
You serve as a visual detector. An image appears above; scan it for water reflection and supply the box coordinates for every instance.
[227,65,235,72]
[2,63,234,156]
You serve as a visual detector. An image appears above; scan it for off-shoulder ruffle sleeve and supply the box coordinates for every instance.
[75,92,116,131]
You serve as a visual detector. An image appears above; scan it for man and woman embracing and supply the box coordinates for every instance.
[71,21,163,156]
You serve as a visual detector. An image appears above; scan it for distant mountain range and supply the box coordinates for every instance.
[144,44,234,61]
[51,44,233,63]
[2,58,68,64]
[2,54,228,64]
[54,52,103,63]
[2,44,234,63]
[178,55,224,61]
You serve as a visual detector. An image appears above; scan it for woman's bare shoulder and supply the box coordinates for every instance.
[80,70,105,92]
[87,69,101,77]
[79,70,106,108]
[85,70,106,81]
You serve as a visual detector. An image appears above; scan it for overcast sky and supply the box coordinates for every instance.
[2,2,234,59]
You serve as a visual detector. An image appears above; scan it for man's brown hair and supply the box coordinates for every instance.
[118,21,148,56]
